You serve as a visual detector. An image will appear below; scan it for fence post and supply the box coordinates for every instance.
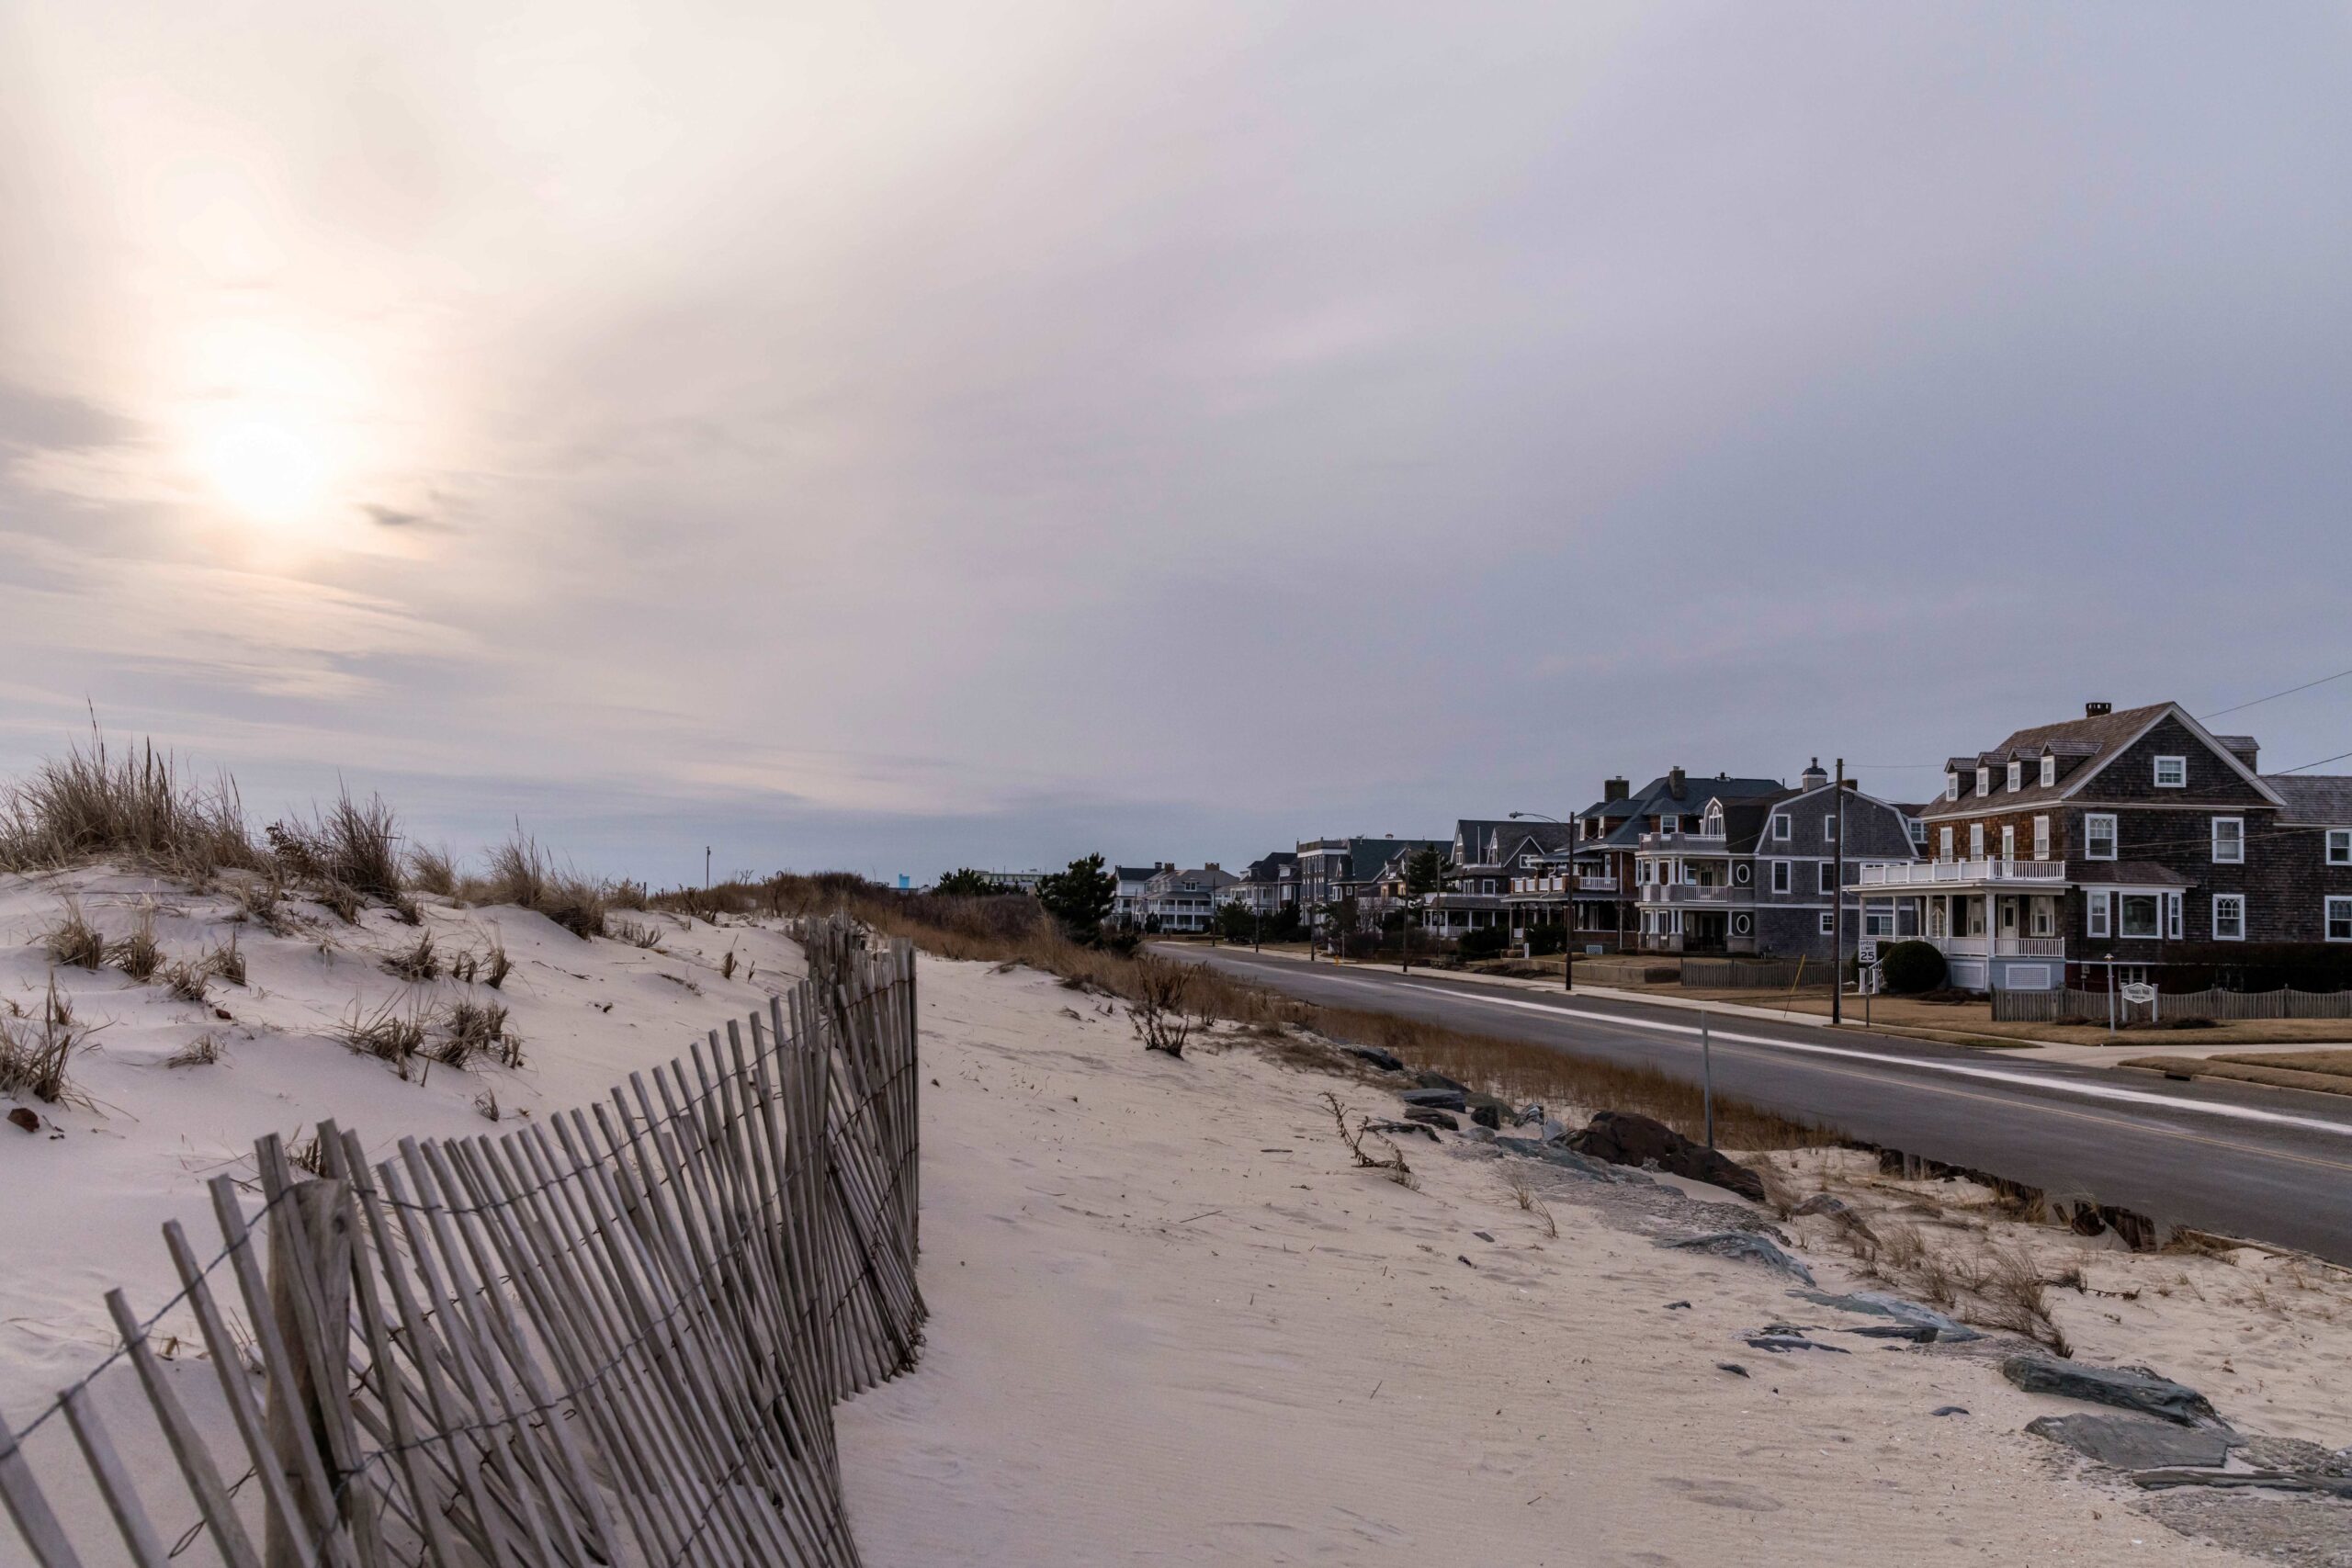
[264,1179,356,1568]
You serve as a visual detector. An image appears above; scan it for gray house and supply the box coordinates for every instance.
[1634,761,1921,957]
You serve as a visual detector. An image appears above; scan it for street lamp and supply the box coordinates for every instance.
[1510,810,1575,993]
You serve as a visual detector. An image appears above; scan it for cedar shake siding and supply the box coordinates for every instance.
[1896,700,2352,989]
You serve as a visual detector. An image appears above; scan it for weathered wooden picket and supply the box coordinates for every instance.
[1992,985,2352,1024]
[0,918,922,1567]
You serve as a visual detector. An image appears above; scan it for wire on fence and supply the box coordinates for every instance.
[0,914,922,1568]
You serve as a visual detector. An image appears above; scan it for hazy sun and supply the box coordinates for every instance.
[199,412,327,524]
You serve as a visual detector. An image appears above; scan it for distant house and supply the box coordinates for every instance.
[1554,769,1791,951]
[1632,761,1920,957]
[1110,864,1159,928]
[1426,819,1576,936]
[1141,863,1239,932]
[1225,852,1300,916]
[1295,836,1447,927]
[1885,700,2352,991]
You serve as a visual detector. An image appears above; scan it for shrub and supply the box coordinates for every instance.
[1525,923,1567,957]
[1126,955,1199,1057]
[337,1000,431,1077]
[42,902,107,970]
[435,1001,518,1069]
[485,831,608,939]
[266,788,402,899]
[1879,939,1947,995]
[383,931,441,982]
[404,842,458,897]
[0,976,87,1102]
[1037,854,1117,943]
[204,932,245,986]
[163,960,209,1005]
[112,906,163,981]
[1459,927,1512,962]
[0,729,262,876]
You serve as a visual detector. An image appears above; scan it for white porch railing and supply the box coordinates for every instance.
[1577,875,1619,891]
[1922,934,2066,958]
[1860,858,2066,887]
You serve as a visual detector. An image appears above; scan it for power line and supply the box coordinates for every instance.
[2278,748,2352,775]
[2200,666,2352,722]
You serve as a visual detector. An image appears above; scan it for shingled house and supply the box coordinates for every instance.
[1552,769,1790,951]
[1631,761,1922,957]
[1871,700,2352,990]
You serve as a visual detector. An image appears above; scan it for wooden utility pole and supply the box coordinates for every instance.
[1832,759,1847,1026]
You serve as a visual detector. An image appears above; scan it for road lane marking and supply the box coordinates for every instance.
[1255,965,2352,1141]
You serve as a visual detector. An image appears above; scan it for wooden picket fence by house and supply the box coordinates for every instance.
[1992,985,2352,1024]
[0,917,922,1568]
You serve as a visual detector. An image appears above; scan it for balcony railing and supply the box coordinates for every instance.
[1859,858,2066,887]
[1639,883,1735,906]
[1636,829,1729,852]
[1577,875,1619,892]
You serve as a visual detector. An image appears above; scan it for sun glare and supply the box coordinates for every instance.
[198,412,327,524]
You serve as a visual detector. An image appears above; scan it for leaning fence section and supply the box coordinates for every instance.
[0,918,922,1568]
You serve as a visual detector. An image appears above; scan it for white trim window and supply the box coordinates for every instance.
[1770,860,1791,895]
[1823,814,1838,842]
[2000,824,2016,863]
[1969,823,1985,859]
[1976,766,1990,796]
[2086,890,2111,939]
[1818,912,1834,935]
[2329,897,2352,942]
[2329,829,2351,866]
[1818,862,1836,895]
[2040,755,2056,787]
[2166,890,2183,941]
[2120,894,2160,939]
[1945,773,1960,803]
[2212,894,2245,942]
[2033,815,2051,860]
[1771,813,1792,841]
[2211,817,2245,864]
[1939,825,1954,862]
[2007,761,2021,792]
[2154,755,2188,789]
[2085,813,2118,861]
[1906,818,1926,848]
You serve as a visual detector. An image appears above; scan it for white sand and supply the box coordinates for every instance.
[0,866,807,1419]
[836,957,2324,1565]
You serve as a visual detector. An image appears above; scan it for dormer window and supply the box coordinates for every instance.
[2154,755,2188,789]
[1771,813,1791,841]
[1945,772,1959,803]
[2006,761,2021,792]
[2040,755,2056,788]
[1975,766,1990,796]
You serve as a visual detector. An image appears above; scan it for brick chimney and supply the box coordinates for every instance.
[2086,700,2112,716]
[1603,776,1630,802]
[1668,765,1686,798]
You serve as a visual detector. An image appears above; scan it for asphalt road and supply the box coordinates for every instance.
[1170,947,2352,1264]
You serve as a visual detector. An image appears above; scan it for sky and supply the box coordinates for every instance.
[2,2,2349,886]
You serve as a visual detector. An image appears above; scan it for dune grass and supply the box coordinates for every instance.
[0,730,263,878]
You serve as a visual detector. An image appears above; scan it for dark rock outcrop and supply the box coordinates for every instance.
[2025,1414,2238,1471]
[1343,1044,1405,1073]
[1400,1087,1467,1113]
[1567,1111,1765,1202]
[1663,1231,1815,1284]
[1403,1107,1459,1131]
[2002,1355,2222,1428]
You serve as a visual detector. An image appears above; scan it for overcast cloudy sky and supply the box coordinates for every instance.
[2,3,2347,884]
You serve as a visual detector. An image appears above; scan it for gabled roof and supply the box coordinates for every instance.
[1921,701,2286,818]
[1237,851,1298,882]
[1575,773,1785,848]
[1112,865,1159,883]
[2267,775,2352,826]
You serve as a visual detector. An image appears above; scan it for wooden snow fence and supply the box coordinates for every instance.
[0,919,923,1568]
